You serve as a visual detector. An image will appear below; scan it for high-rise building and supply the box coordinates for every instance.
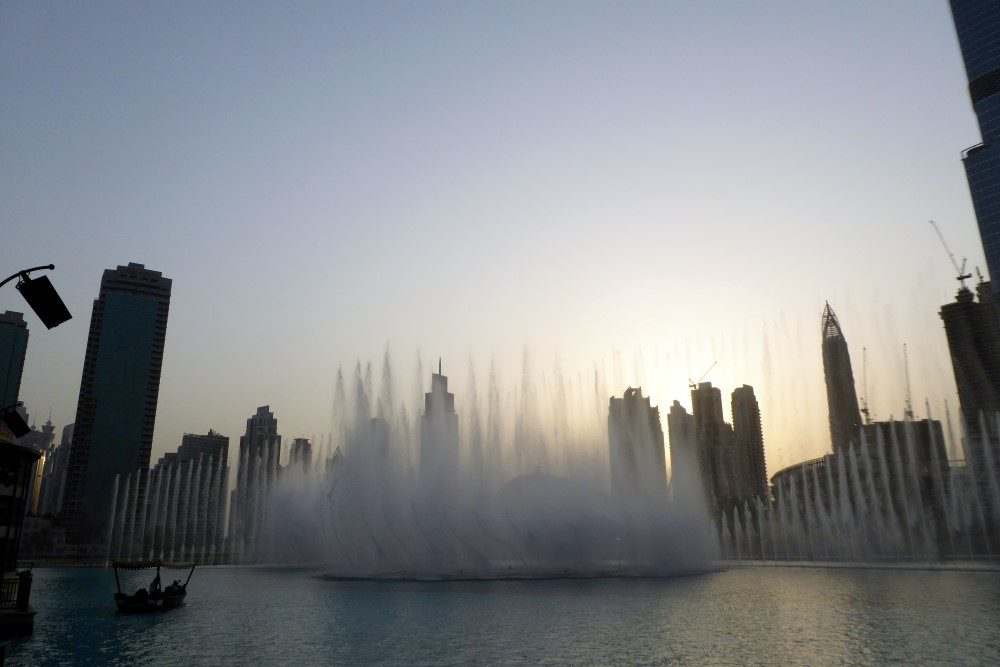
[228,406,281,559]
[0,311,28,410]
[17,415,56,515]
[607,387,666,499]
[691,382,742,514]
[144,430,229,563]
[667,399,711,511]
[178,430,230,467]
[731,385,768,500]
[289,437,312,470]
[38,424,73,517]
[822,303,862,453]
[419,361,459,498]
[667,401,696,474]
[61,263,172,544]
[940,281,1000,437]
[949,1,1000,281]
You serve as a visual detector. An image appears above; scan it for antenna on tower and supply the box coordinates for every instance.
[438,357,442,375]
[860,347,871,425]
[930,220,972,289]
[903,343,914,421]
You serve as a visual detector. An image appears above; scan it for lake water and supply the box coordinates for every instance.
[6,565,1000,665]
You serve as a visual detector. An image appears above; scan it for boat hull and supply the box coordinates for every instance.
[114,592,186,614]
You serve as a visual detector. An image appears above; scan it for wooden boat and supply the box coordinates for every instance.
[112,560,195,614]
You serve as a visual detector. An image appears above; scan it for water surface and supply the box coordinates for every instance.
[8,565,1000,664]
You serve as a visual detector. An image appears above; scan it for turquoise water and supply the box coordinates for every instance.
[6,565,1000,665]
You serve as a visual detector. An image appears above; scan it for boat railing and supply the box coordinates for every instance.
[0,571,31,611]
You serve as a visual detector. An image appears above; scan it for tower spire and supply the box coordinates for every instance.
[438,357,442,375]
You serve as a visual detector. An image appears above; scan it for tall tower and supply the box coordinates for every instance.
[667,400,709,510]
[289,437,313,470]
[228,406,281,558]
[731,385,768,500]
[607,387,666,499]
[690,382,738,514]
[822,303,861,453]
[941,281,1000,437]
[62,263,171,543]
[949,1,1000,280]
[0,311,29,410]
[419,360,459,499]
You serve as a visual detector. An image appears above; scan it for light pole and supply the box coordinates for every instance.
[0,264,72,330]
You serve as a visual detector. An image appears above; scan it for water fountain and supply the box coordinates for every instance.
[721,412,1000,564]
[259,355,718,578]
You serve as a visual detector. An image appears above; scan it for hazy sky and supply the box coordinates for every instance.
[0,1,986,475]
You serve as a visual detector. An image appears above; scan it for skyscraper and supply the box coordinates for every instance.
[62,263,172,545]
[38,424,73,517]
[949,1,1000,281]
[419,361,459,498]
[690,382,741,514]
[607,387,666,499]
[0,311,28,410]
[18,416,56,515]
[822,303,862,453]
[731,385,768,500]
[228,406,281,559]
[667,400,710,511]
[289,437,312,470]
[940,281,1000,436]
[146,430,229,563]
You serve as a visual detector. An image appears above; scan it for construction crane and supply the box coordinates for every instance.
[929,220,972,289]
[688,361,717,390]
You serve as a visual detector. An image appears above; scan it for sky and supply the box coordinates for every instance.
[0,1,987,476]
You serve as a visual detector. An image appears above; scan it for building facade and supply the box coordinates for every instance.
[950,0,1000,281]
[940,281,1000,438]
[289,437,312,471]
[691,382,742,514]
[228,406,281,560]
[126,430,231,564]
[17,416,56,515]
[731,385,768,500]
[37,423,73,517]
[61,263,172,545]
[822,303,862,453]
[0,311,28,411]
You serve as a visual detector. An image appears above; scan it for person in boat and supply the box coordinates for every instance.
[150,575,161,595]
[134,587,148,601]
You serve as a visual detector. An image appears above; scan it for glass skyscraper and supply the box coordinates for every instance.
[821,303,861,453]
[0,311,29,411]
[950,1,1000,280]
[62,263,172,545]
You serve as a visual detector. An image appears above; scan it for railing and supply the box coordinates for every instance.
[0,571,32,611]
